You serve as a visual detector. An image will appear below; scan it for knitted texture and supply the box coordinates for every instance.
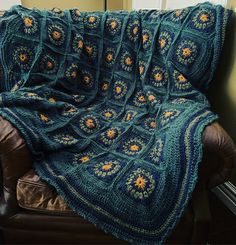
[0,3,232,244]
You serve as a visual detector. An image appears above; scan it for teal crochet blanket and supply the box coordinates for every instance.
[0,2,232,244]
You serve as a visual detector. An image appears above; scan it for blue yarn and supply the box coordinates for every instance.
[0,3,232,244]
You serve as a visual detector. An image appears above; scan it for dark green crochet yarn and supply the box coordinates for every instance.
[0,2,232,244]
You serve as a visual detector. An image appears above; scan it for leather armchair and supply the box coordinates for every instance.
[0,116,235,244]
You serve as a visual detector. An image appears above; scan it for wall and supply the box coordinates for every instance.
[21,0,131,11]
[107,1,123,11]
[21,0,104,11]
[132,0,161,10]
[165,0,227,9]
[0,0,21,10]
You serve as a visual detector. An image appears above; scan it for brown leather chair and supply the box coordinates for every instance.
[0,115,235,244]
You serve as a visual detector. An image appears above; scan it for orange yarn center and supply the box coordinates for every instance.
[135,176,146,190]
[24,17,33,27]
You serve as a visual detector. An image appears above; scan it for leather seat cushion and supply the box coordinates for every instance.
[17,169,74,214]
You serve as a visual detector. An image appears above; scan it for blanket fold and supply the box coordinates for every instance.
[0,2,232,244]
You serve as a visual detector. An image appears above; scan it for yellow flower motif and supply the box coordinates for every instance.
[80,155,90,163]
[142,34,149,44]
[49,97,56,103]
[101,82,109,91]
[192,8,215,30]
[52,30,61,40]
[106,53,113,62]
[39,113,49,122]
[19,53,28,62]
[154,72,163,82]
[123,111,137,122]
[75,9,81,17]
[138,95,146,102]
[71,71,77,79]
[83,75,90,84]
[121,51,133,72]
[94,160,121,178]
[164,111,174,118]
[67,107,77,113]
[89,16,96,23]
[127,20,140,42]
[133,26,138,35]
[106,129,116,139]
[159,38,166,49]
[126,113,132,121]
[200,13,209,22]
[85,46,93,55]
[134,91,147,107]
[150,121,156,129]
[84,42,97,59]
[80,114,100,134]
[139,65,144,75]
[130,144,140,152]
[125,57,132,66]
[72,34,84,53]
[175,10,182,17]
[13,46,33,70]
[22,15,38,35]
[151,66,167,87]
[104,111,112,118]
[148,94,156,101]
[182,47,191,57]
[85,118,95,129]
[78,40,84,49]
[48,25,65,46]
[134,175,147,190]
[23,17,33,27]
[144,117,157,131]
[46,60,53,70]
[110,21,117,29]
[100,127,120,146]
[123,137,145,155]
[102,162,113,171]
[126,168,156,199]
[176,40,197,65]
[81,71,94,88]
[178,74,187,82]
[161,109,181,125]
[115,86,122,94]
[101,109,116,120]
[86,15,100,28]
[106,18,121,35]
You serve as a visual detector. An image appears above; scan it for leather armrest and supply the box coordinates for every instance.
[0,116,32,217]
[200,122,236,189]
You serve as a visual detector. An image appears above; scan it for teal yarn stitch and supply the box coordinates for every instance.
[0,2,232,244]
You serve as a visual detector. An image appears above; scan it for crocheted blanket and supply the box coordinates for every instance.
[0,3,232,244]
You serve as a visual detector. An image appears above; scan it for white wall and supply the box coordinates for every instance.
[165,0,228,9]
[132,0,162,10]
[0,0,21,10]
[132,0,228,10]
